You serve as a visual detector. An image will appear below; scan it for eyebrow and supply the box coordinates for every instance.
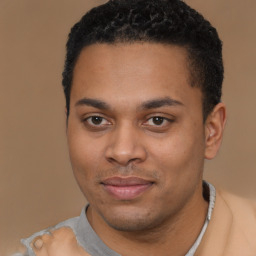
[139,97,183,110]
[75,96,183,111]
[75,98,111,110]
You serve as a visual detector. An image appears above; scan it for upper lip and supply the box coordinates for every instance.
[101,177,153,186]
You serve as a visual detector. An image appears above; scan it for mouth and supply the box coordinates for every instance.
[101,177,154,200]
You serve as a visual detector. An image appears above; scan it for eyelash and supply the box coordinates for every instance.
[82,115,174,130]
[84,116,111,127]
[143,116,174,127]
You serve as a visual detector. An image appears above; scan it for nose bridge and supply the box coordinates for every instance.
[105,121,146,165]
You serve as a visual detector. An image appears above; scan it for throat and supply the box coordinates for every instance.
[88,203,209,256]
[86,183,210,256]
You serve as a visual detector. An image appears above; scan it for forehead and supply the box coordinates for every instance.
[71,43,201,109]
[73,43,190,82]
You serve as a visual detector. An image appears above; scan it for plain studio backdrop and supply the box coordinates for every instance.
[0,0,255,255]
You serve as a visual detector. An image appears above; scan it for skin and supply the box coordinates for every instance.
[32,43,226,256]
[31,227,91,256]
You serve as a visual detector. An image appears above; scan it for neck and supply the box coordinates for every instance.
[87,183,208,256]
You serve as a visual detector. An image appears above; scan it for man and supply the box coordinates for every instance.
[17,0,256,255]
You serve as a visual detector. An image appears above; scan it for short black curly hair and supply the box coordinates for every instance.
[62,0,223,121]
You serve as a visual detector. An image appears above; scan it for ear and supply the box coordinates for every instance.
[204,102,227,160]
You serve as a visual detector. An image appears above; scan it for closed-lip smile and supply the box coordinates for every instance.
[101,177,154,200]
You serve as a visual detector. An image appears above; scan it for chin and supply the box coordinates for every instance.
[98,206,165,232]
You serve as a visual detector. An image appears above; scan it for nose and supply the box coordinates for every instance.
[105,123,147,166]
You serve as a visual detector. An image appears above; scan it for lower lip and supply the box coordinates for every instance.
[103,183,153,200]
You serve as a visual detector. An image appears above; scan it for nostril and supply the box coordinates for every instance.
[106,155,136,166]
[106,149,147,166]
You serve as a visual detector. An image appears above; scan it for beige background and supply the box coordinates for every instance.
[0,0,255,255]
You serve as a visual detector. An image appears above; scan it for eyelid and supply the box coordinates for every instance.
[144,112,175,121]
[87,116,110,125]
[144,116,173,125]
[82,114,112,128]
[81,112,175,130]
[82,112,108,120]
[140,115,175,131]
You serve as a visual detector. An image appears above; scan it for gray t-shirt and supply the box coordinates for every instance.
[17,182,215,256]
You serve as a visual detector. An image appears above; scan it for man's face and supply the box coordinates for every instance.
[67,43,208,231]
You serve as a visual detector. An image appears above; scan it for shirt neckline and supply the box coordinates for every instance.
[76,181,216,256]
[185,182,216,256]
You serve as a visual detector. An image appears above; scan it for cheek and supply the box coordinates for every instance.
[67,128,103,181]
[149,126,205,180]
[67,131,105,201]
[146,132,205,208]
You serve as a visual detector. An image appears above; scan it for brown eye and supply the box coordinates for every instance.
[143,116,174,129]
[91,116,103,125]
[84,116,111,128]
[152,117,164,125]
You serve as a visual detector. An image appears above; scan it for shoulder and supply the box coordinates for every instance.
[217,189,256,246]
[217,189,256,221]
[197,187,256,255]
[20,215,80,256]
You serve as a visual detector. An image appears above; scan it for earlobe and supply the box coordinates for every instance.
[204,103,227,160]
